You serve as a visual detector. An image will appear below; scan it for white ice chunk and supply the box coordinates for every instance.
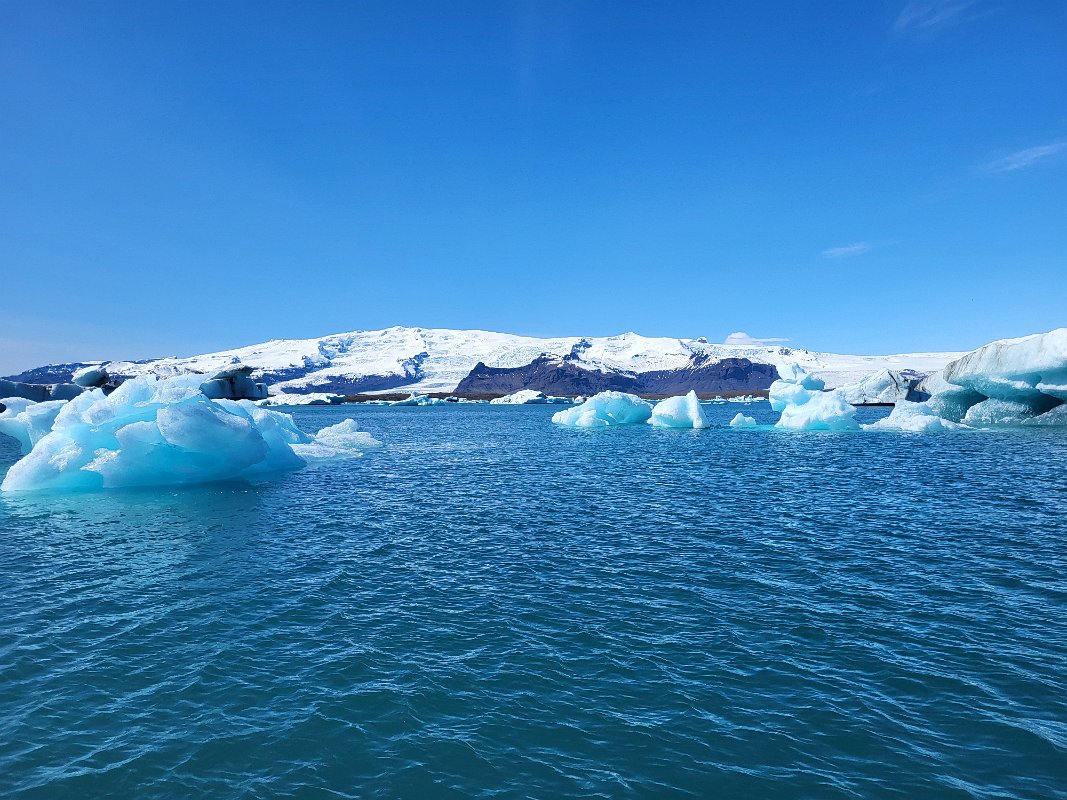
[648,391,709,428]
[1,375,378,492]
[962,398,1044,426]
[904,330,1067,425]
[551,391,652,427]
[258,392,345,406]
[834,369,906,405]
[729,412,757,428]
[489,389,569,404]
[291,419,381,460]
[490,389,550,404]
[864,401,964,432]
[1023,404,1067,426]
[390,393,449,406]
[942,328,1067,404]
[0,399,66,454]
[769,367,859,431]
[72,365,110,388]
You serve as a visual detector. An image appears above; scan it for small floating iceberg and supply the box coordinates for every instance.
[729,412,757,429]
[551,391,652,427]
[490,389,569,405]
[0,375,378,492]
[390,393,449,406]
[769,365,859,431]
[863,400,964,432]
[258,391,346,406]
[648,391,709,429]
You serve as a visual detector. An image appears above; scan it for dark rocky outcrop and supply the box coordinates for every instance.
[457,355,638,396]
[455,354,779,396]
[634,355,778,394]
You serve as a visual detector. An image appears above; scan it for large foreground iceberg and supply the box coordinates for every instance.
[907,328,1067,426]
[0,375,378,492]
[648,391,709,428]
[551,391,652,427]
[769,365,859,431]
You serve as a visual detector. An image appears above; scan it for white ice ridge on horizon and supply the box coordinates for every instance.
[84,327,963,395]
[0,375,378,492]
[390,393,449,406]
[490,390,570,405]
[258,391,345,406]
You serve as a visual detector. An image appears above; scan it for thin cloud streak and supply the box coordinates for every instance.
[893,0,974,34]
[723,332,790,346]
[981,141,1067,173]
[822,242,872,260]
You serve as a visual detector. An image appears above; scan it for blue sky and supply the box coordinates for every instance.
[1,0,1065,373]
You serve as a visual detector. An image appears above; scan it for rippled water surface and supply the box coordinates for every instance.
[2,402,1066,799]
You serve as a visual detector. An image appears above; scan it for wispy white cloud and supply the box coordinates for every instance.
[821,242,872,259]
[893,0,974,34]
[981,141,1067,173]
[723,332,790,346]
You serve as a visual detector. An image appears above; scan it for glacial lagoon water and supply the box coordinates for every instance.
[1,402,1065,799]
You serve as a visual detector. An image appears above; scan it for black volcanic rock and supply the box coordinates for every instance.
[455,354,779,395]
[456,355,639,395]
[634,356,778,394]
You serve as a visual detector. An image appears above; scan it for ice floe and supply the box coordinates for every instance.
[648,391,709,428]
[551,391,652,427]
[863,401,964,432]
[769,365,859,431]
[489,389,570,405]
[834,369,907,405]
[390,393,449,406]
[729,412,757,429]
[0,375,377,492]
[0,398,66,454]
[258,392,346,406]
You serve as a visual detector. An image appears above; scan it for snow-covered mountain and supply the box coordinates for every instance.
[8,327,963,395]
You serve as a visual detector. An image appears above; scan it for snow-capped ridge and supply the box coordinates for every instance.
[8,327,964,396]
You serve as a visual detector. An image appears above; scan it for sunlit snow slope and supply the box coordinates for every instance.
[79,327,962,394]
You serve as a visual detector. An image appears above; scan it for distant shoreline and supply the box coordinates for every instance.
[343,390,773,403]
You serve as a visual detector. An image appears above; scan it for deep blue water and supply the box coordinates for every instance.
[1,402,1066,799]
